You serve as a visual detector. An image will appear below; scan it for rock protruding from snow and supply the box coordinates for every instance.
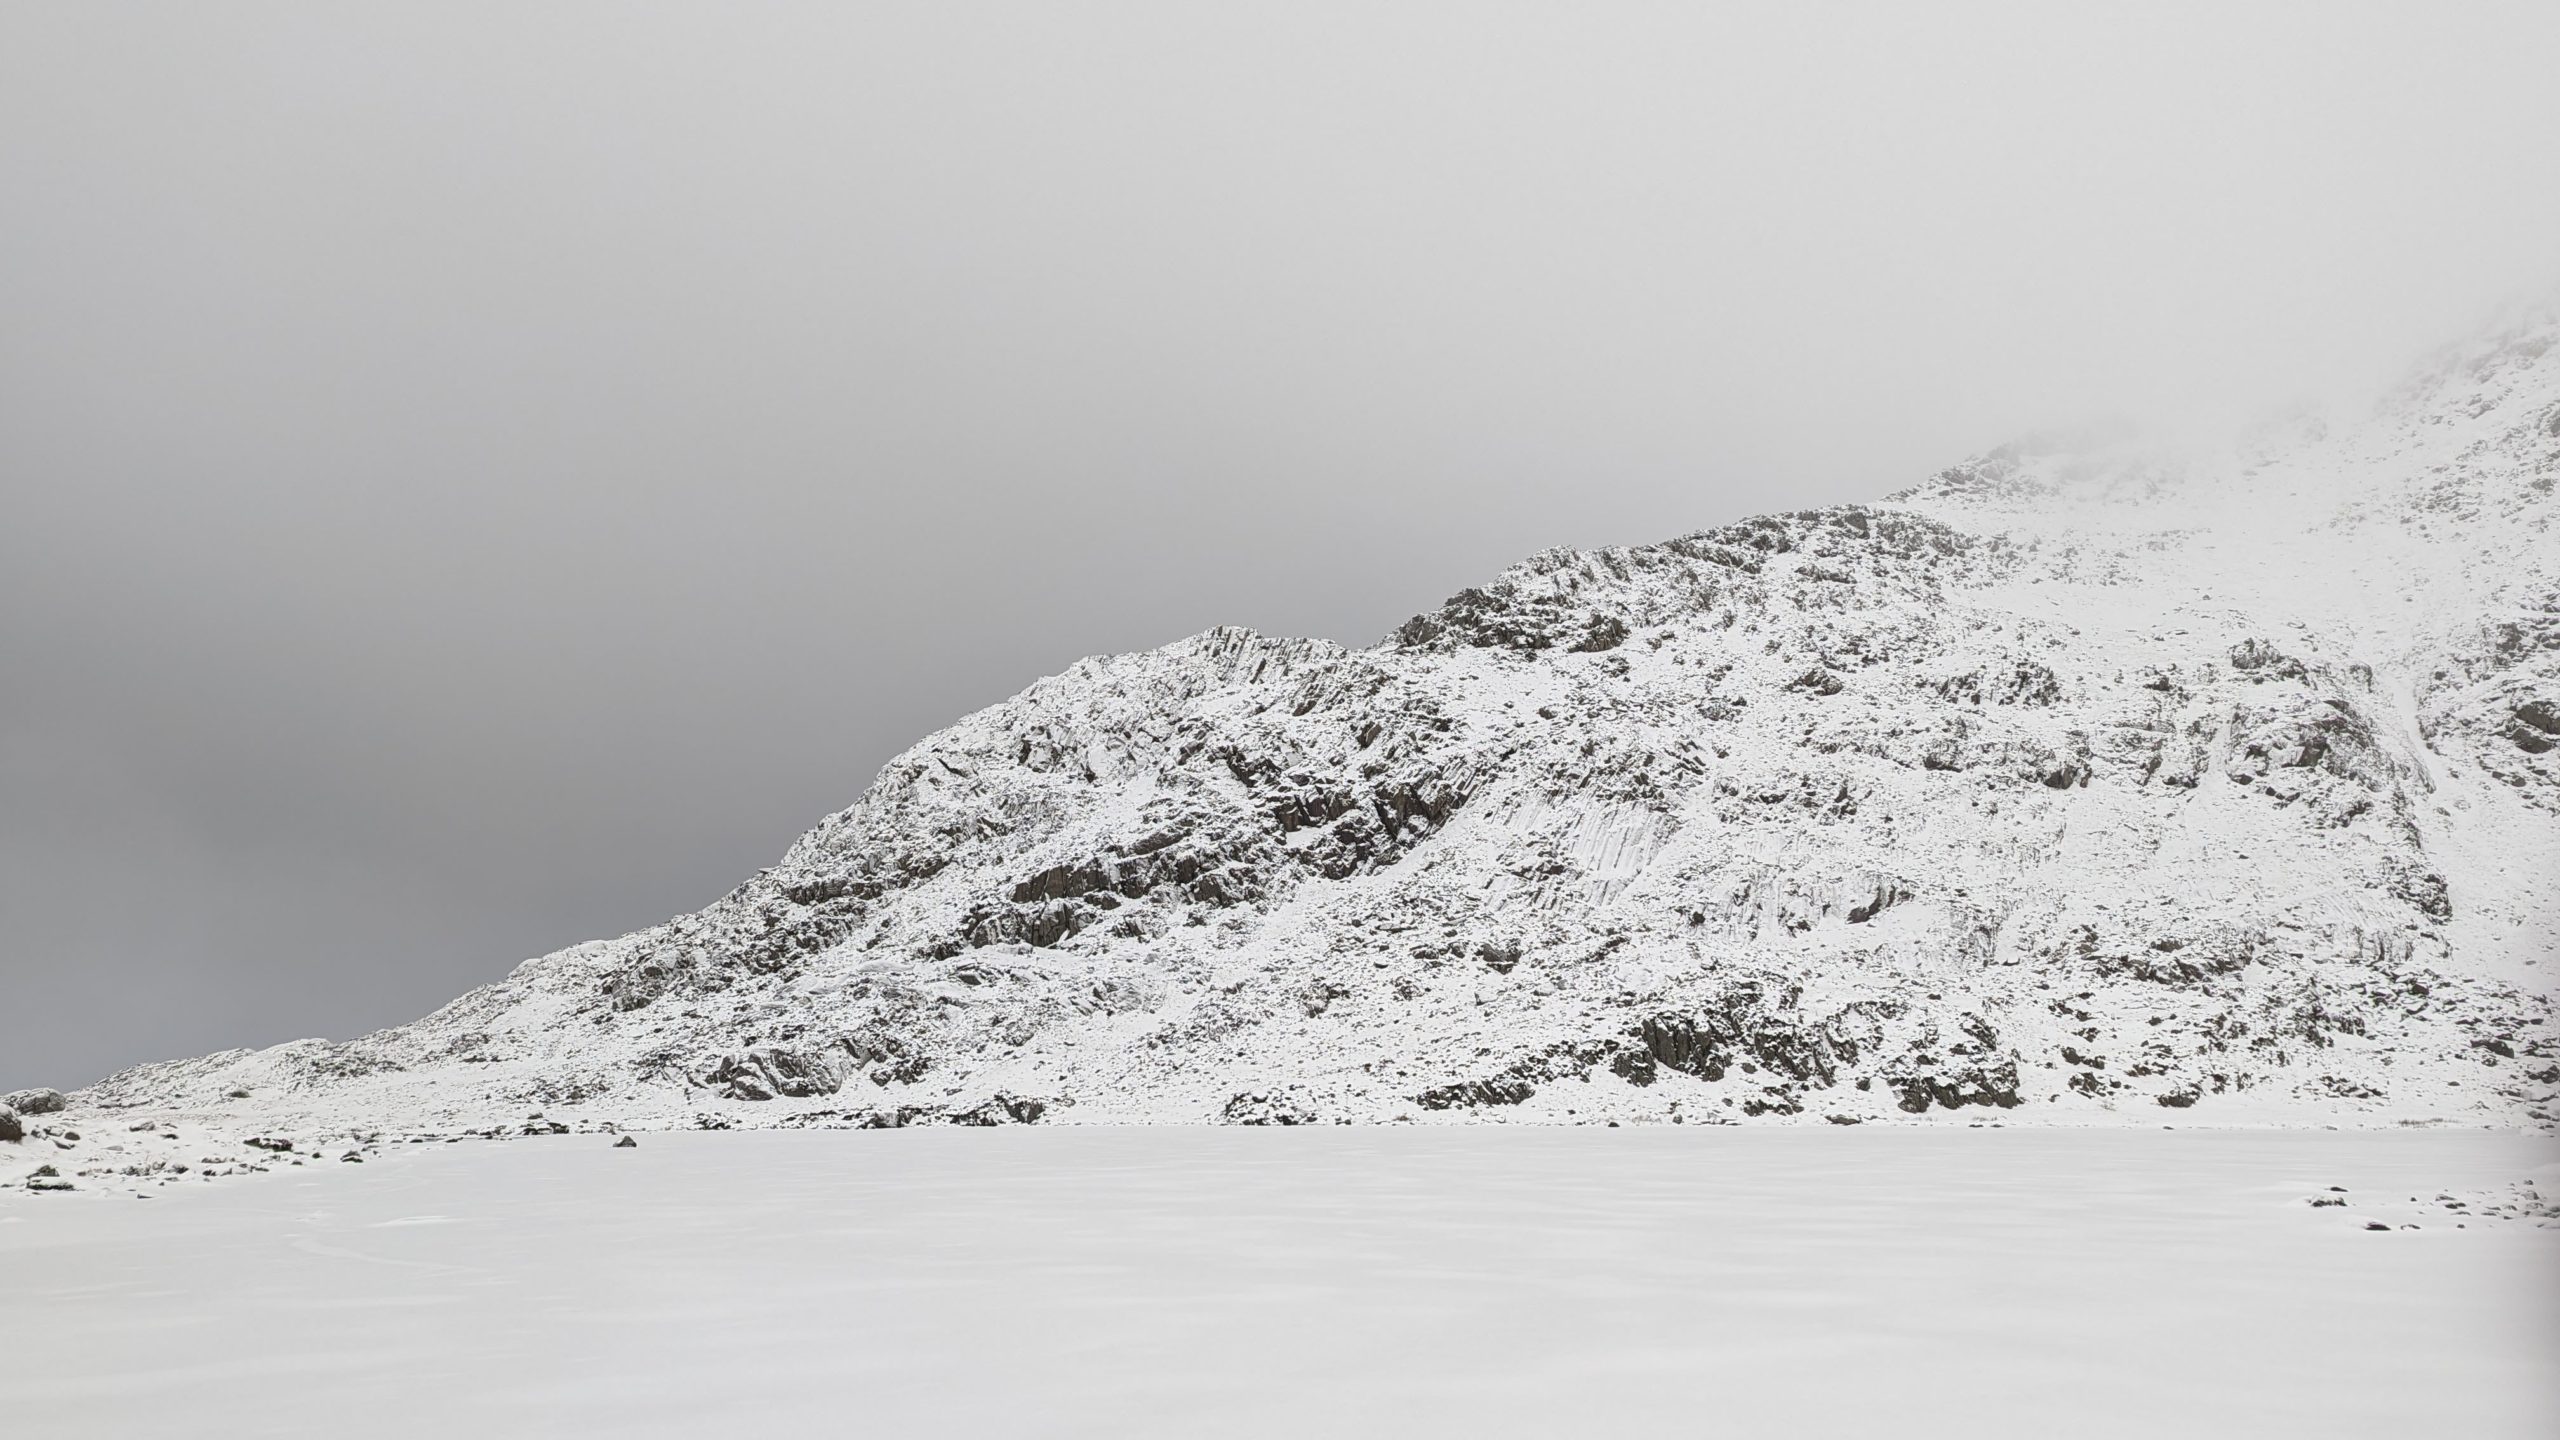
[696,1046,842,1102]
[4,1088,66,1116]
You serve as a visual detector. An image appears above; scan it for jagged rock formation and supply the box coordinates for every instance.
[69,314,2560,1136]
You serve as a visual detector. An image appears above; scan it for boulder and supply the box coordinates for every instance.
[3,1087,66,1115]
[0,1105,21,1143]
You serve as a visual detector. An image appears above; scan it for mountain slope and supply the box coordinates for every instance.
[74,316,2560,1137]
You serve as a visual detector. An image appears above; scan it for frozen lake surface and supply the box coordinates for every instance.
[6,1127,2556,1438]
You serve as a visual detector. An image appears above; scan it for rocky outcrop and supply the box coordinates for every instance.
[697,1046,842,1101]
[1890,1062,2025,1114]
[1415,1079,1537,1111]
[4,1088,66,1116]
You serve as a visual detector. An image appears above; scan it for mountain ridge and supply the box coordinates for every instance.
[43,314,2560,1162]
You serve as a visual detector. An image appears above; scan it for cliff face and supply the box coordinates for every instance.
[86,317,2560,1131]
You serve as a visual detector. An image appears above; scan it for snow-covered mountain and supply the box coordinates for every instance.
[66,315,2560,1140]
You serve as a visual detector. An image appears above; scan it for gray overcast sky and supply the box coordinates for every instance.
[5,2,2558,1089]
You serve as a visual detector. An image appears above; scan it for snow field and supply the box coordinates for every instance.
[4,1127,2553,1438]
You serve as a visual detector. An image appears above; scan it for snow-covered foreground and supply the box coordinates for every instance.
[4,1129,2554,1437]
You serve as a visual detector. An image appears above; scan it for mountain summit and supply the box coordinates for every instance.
[82,317,2560,1134]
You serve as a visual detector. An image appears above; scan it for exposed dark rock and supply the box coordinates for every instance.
[2383,861,2453,921]
[1888,1059,2023,1113]
[1502,1040,1620,1085]
[1415,1079,1536,1110]
[1637,1013,1731,1081]
[1633,987,1851,1087]
[1788,667,1846,697]
[1740,1089,1805,1116]
[3,1088,65,1115]
[602,960,676,1012]
[1844,880,1910,924]
[1568,615,1631,653]
[951,1093,1047,1125]
[2511,698,2560,753]
[0,1107,21,1144]
[1297,980,1346,1017]
[614,1135,639,1148]
[1610,1049,1659,1086]
[2229,639,2309,681]
[2038,751,2089,789]
[1222,1090,1318,1125]
[698,1045,843,1101]
[854,1106,937,1129]
[838,1029,931,1086]
[2093,930,2259,987]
